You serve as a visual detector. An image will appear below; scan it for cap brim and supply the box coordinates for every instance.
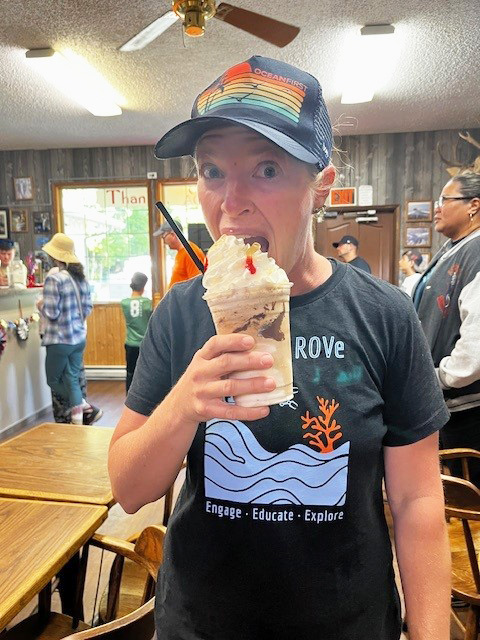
[154,115,319,166]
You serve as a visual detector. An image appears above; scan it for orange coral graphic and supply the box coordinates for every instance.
[301,397,343,453]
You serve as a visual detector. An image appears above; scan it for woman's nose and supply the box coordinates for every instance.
[221,178,253,218]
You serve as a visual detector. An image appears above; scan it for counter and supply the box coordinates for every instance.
[0,288,51,435]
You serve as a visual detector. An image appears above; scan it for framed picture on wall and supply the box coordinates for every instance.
[35,235,50,250]
[404,225,431,248]
[0,210,8,238]
[10,209,29,233]
[13,176,34,200]
[33,211,51,233]
[405,200,433,221]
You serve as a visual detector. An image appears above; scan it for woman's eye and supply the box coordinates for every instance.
[201,164,223,179]
[254,162,279,179]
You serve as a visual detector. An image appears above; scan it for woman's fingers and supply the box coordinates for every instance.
[203,375,276,400]
[195,397,271,422]
[178,333,277,424]
[199,334,255,360]
[205,348,274,379]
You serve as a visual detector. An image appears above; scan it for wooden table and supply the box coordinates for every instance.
[0,423,114,506]
[0,497,107,629]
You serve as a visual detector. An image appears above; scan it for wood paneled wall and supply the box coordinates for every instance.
[84,304,126,366]
[1,127,479,258]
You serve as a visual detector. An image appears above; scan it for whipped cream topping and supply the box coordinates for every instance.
[203,235,291,295]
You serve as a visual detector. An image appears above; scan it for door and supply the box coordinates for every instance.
[315,206,399,283]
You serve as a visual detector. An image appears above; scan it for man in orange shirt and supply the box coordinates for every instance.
[154,220,205,288]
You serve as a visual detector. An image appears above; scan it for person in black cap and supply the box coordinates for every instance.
[120,272,152,393]
[109,56,450,640]
[332,235,371,273]
[399,248,423,296]
[0,238,15,286]
[153,219,205,289]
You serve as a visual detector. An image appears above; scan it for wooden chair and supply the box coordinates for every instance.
[97,465,185,623]
[62,599,155,640]
[3,525,166,640]
[440,448,480,482]
[442,473,480,639]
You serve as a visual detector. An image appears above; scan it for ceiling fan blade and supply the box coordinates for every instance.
[119,11,179,51]
[214,3,299,48]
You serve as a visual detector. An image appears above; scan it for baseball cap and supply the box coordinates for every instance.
[332,235,359,249]
[153,220,183,237]
[154,55,332,170]
[403,249,423,267]
[0,238,14,250]
[130,272,148,291]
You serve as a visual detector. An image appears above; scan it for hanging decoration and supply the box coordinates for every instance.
[16,301,29,341]
[0,325,6,359]
[0,299,40,355]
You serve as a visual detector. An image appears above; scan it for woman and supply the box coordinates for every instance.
[414,172,480,483]
[109,57,450,640]
[38,233,98,424]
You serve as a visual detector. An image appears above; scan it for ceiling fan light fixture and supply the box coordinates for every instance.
[25,48,124,116]
[173,0,216,37]
[184,9,206,37]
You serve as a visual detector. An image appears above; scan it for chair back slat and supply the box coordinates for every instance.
[463,520,480,593]
[62,598,155,640]
[134,525,166,579]
[442,474,480,519]
[442,474,480,608]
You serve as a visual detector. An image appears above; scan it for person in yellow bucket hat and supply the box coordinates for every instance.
[37,233,102,425]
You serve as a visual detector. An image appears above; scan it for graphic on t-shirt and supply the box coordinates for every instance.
[204,416,349,507]
[301,397,343,453]
[437,263,460,317]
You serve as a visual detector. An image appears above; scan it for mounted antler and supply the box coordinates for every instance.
[459,130,480,151]
[437,142,463,177]
[437,131,480,177]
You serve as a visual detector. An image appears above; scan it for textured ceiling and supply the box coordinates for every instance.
[0,0,478,150]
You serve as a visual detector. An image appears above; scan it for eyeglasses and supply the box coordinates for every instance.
[435,195,472,208]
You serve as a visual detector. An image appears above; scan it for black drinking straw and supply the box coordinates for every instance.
[155,201,205,274]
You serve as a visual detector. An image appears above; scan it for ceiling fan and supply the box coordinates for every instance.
[119,1,300,51]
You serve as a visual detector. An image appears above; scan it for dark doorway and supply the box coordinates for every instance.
[315,205,399,284]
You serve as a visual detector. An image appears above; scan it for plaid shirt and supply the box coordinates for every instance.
[41,271,93,345]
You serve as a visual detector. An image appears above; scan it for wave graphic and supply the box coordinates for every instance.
[204,420,349,506]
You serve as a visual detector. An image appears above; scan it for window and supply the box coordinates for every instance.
[60,184,151,301]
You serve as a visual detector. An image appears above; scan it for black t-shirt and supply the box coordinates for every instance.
[127,260,448,640]
[349,256,371,273]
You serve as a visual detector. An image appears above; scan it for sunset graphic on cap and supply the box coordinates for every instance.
[196,61,305,123]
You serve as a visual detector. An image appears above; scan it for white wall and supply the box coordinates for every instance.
[0,290,51,434]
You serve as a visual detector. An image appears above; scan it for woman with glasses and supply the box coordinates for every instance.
[414,171,480,484]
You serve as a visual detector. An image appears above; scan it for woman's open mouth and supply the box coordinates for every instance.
[243,236,269,253]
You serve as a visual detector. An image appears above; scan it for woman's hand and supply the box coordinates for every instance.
[170,333,275,424]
